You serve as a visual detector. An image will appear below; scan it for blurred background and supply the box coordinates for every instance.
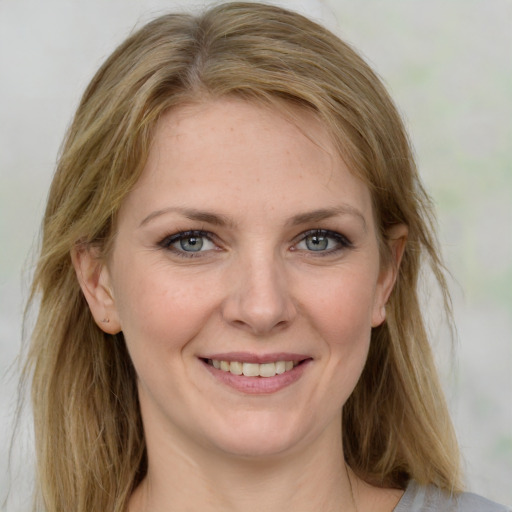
[1,0,510,508]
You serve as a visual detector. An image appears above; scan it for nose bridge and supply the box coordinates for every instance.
[223,244,295,334]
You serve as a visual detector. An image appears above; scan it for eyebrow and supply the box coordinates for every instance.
[139,207,236,228]
[288,206,367,231]
[139,205,367,231]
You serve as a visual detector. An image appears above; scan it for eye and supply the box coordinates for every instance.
[294,229,352,254]
[159,230,217,256]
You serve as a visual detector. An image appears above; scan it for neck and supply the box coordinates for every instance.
[129,421,357,512]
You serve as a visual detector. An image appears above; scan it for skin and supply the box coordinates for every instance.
[74,98,406,512]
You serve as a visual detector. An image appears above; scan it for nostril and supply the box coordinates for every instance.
[221,277,297,334]
[231,319,249,329]
[275,320,289,330]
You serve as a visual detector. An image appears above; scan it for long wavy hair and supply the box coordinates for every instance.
[22,2,461,511]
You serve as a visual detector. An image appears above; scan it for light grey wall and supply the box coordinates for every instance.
[1,0,510,507]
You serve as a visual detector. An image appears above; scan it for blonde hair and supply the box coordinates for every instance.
[23,2,461,510]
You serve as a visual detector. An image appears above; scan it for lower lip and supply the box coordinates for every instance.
[201,360,310,394]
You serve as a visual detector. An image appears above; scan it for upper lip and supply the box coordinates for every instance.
[201,352,311,364]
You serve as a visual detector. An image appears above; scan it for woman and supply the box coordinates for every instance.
[23,2,509,511]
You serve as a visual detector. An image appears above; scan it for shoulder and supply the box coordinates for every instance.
[394,480,511,512]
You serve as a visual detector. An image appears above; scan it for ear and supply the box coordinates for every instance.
[371,224,408,327]
[71,244,121,334]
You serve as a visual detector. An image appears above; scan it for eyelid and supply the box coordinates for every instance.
[292,229,353,253]
[158,230,219,256]
[157,228,352,258]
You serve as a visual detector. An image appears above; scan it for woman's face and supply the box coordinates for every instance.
[82,98,401,459]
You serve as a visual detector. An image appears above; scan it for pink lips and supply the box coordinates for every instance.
[200,352,311,394]
[203,352,308,364]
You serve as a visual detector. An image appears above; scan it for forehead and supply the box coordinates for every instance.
[122,98,374,227]
[150,98,336,176]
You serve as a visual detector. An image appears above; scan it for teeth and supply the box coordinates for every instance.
[208,359,299,377]
[259,362,276,377]
[242,362,260,377]
[275,361,286,374]
[229,361,243,375]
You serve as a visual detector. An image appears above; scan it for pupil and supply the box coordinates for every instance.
[306,234,328,251]
[180,236,203,251]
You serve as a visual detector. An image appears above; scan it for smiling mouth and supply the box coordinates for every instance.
[205,359,303,378]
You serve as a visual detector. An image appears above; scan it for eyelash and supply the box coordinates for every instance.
[158,229,353,258]
[293,229,353,255]
[158,230,217,258]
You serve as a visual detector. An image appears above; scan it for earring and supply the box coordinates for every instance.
[102,317,110,324]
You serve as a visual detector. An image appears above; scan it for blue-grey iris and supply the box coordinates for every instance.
[180,236,204,252]
[305,234,328,251]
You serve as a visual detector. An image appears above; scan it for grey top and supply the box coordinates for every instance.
[393,480,511,512]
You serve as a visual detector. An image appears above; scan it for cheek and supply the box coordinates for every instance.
[111,260,220,360]
[303,269,378,342]
[299,269,377,392]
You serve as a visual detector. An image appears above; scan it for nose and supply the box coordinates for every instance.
[221,251,297,336]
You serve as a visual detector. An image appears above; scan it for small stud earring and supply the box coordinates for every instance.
[102,317,110,324]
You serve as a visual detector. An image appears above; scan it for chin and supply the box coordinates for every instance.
[212,434,300,460]
[199,411,314,460]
